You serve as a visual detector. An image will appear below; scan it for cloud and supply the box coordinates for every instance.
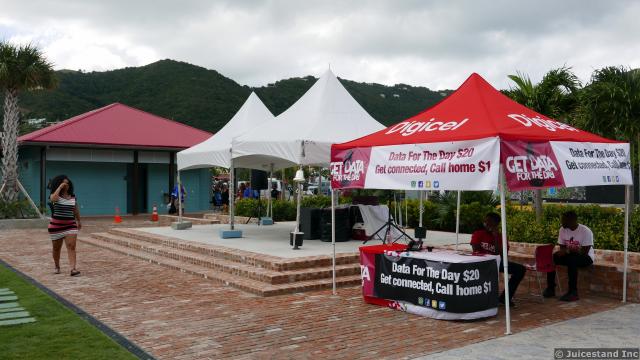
[1,0,639,89]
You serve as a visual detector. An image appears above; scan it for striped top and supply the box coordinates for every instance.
[48,196,78,240]
[52,196,76,220]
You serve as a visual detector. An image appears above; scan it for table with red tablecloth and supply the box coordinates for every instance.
[359,244,501,320]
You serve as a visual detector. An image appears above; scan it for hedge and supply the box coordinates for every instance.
[234,196,639,252]
[0,200,38,219]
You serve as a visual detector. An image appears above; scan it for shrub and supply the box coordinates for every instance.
[234,195,638,252]
[0,200,38,219]
[507,204,637,252]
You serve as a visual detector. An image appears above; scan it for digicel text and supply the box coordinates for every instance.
[507,114,578,132]
[385,118,469,137]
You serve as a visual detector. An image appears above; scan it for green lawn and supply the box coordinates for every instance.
[0,265,137,360]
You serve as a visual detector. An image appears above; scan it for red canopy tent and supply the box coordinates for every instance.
[328,73,633,334]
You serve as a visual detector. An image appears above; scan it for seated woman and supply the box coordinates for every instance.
[470,212,526,307]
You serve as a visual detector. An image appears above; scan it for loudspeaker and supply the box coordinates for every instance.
[320,207,350,242]
[300,208,322,240]
[250,170,268,190]
[414,227,427,239]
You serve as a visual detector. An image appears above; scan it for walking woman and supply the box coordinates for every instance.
[48,175,81,276]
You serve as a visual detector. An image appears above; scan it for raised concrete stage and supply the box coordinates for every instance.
[82,222,473,296]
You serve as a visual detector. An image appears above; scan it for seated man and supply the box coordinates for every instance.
[471,212,526,307]
[544,210,594,302]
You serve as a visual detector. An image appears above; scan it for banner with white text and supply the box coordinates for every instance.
[550,141,632,187]
[373,254,499,314]
[331,137,500,190]
[501,141,632,190]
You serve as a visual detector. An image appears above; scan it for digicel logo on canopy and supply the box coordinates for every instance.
[385,118,468,136]
[507,114,578,132]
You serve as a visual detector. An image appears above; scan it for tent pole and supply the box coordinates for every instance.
[331,188,337,295]
[229,158,235,230]
[455,190,461,250]
[295,165,302,233]
[405,191,408,230]
[419,190,424,228]
[499,165,512,335]
[177,171,183,223]
[269,163,274,218]
[623,185,630,302]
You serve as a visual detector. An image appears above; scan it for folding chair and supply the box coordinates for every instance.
[524,244,562,302]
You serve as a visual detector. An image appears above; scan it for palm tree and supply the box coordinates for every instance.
[579,66,640,201]
[0,42,56,201]
[506,67,581,221]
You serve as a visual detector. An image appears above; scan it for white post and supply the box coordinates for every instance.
[295,167,303,233]
[331,188,337,295]
[229,158,235,230]
[405,191,408,229]
[623,185,630,302]
[268,163,274,218]
[177,171,183,223]
[499,165,512,335]
[397,193,403,228]
[419,190,424,228]
[456,190,461,250]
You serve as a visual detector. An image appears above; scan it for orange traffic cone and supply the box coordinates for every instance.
[114,207,122,224]
[151,204,159,222]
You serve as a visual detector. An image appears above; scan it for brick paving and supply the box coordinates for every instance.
[0,218,626,359]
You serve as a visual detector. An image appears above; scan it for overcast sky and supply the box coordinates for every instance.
[1,0,639,90]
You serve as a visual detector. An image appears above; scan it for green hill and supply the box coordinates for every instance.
[12,59,452,134]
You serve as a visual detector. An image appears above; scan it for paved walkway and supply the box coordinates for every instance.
[423,303,640,359]
[0,218,629,359]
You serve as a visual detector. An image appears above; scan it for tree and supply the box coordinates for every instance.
[579,66,640,201]
[0,42,56,201]
[506,67,581,221]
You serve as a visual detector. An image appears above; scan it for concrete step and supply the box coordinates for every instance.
[89,232,360,285]
[158,214,221,225]
[81,236,361,296]
[106,228,361,271]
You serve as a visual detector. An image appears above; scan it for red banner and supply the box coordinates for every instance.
[501,141,565,190]
[330,147,372,189]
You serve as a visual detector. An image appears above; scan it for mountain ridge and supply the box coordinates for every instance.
[13,59,453,134]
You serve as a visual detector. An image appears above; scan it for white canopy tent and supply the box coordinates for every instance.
[176,92,275,227]
[231,69,385,170]
[231,69,385,243]
[178,92,275,171]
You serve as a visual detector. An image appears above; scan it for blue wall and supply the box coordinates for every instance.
[147,163,170,214]
[180,168,212,213]
[46,161,128,216]
[17,147,42,206]
[16,147,212,216]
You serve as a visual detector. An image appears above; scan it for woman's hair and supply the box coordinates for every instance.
[49,175,74,196]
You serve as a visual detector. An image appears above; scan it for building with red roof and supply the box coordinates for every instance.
[16,103,214,215]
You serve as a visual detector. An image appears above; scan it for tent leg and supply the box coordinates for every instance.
[268,163,274,218]
[499,166,512,335]
[229,160,235,230]
[405,191,408,230]
[294,166,302,234]
[331,188,337,295]
[177,171,183,223]
[455,190,461,250]
[623,185,630,303]
[419,190,424,228]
